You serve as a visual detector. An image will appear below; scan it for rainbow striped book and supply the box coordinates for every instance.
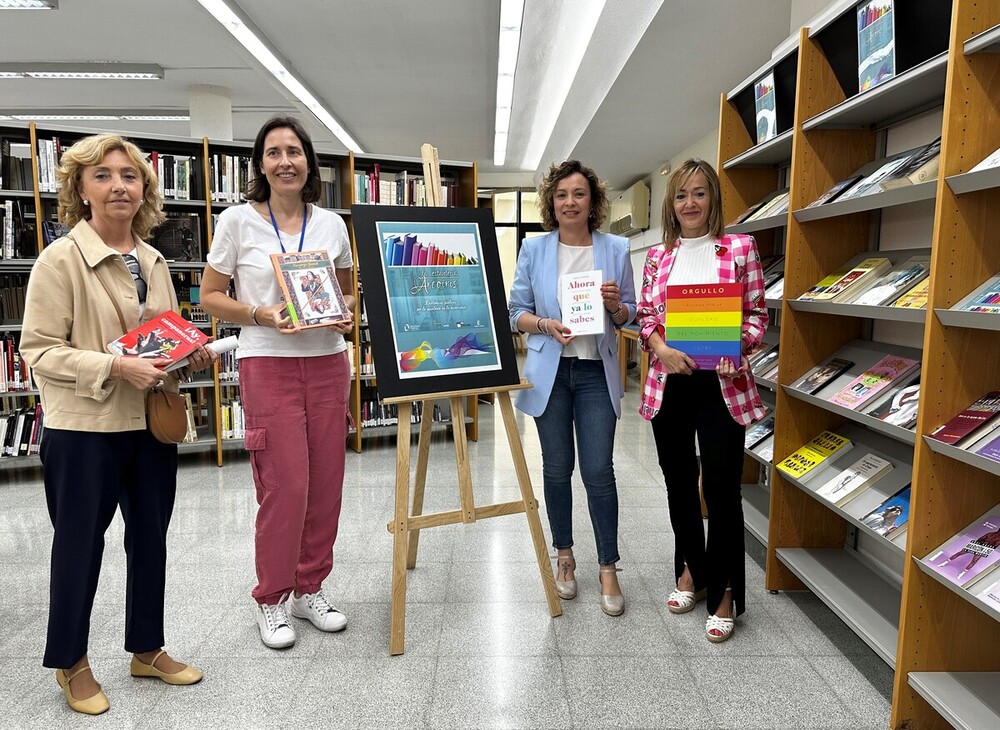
[664,283,742,369]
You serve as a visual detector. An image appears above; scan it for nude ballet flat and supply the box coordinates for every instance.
[56,666,109,715]
[130,650,204,686]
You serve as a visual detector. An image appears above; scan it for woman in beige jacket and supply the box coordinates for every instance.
[20,134,215,715]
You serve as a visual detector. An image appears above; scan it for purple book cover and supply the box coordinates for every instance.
[924,512,1000,587]
[975,433,1000,463]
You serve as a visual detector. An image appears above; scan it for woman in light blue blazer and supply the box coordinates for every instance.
[508,160,636,616]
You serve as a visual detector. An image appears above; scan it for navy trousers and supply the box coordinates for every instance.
[40,427,177,668]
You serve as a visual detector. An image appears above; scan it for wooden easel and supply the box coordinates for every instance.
[384,384,562,654]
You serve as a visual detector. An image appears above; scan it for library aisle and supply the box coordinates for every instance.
[0,386,892,729]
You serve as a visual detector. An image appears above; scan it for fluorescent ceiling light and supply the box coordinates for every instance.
[16,115,119,121]
[194,0,363,154]
[0,0,58,8]
[494,0,524,166]
[0,63,163,80]
[7,111,190,121]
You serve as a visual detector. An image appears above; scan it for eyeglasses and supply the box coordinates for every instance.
[122,253,147,303]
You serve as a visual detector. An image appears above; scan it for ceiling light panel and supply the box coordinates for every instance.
[0,1,58,9]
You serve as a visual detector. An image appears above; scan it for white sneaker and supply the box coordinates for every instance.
[288,590,347,632]
[256,595,296,649]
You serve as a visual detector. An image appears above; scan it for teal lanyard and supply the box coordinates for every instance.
[267,201,307,253]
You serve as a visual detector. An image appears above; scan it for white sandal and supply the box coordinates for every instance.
[666,587,707,614]
[706,614,735,643]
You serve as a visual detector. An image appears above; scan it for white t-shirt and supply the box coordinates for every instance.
[669,234,719,285]
[207,203,353,359]
[557,241,599,360]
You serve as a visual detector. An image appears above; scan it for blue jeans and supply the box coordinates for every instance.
[534,357,620,565]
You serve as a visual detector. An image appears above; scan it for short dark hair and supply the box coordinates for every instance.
[244,115,321,203]
[536,160,609,232]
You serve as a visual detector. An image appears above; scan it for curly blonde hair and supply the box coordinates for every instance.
[536,160,609,232]
[56,134,165,242]
[661,158,724,248]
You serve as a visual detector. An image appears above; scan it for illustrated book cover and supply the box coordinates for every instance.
[857,0,895,92]
[864,378,920,430]
[777,430,853,483]
[797,264,855,301]
[892,277,930,309]
[958,274,1000,314]
[880,138,941,190]
[754,71,777,145]
[928,391,1000,448]
[826,354,920,410]
[813,452,893,507]
[270,250,350,329]
[924,509,1000,588]
[849,256,931,306]
[107,310,209,365]
[805,175,864,208]
[663,283,742,369]
[826,257,893,303]
[744,415,776,450]
[974,433,1000,464]
[791,357,854,396]
[861,485,911,538]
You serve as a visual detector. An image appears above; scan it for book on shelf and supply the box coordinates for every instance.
[755,438,774,462]
[791,356,854,395]
[891,277,930,309]
[974,574,1000,611]
[848,255,931,306]
[797,264,855,301]
[41,220,71,247]
[857,0,895,92]
[956,274,1000,314]
[744,190,789,222]
[968,146,1000,173]
[879,138,941,190]
[813,452,893,507]
[924,508,1000,588]
[764,278,784,301]
[744,415,775,450]
[270,250,350,329]
[805,175,864,208]
[777,430,853,483]
[760,255,785,288]
[863,377,920,429]
[826,257,893,303]
[729,200,766,227]
[928,391,1000,448]
[861,485,910,538]
[839,154,911,201]
[149,212,202,262]
[749,346,779,378]
[754,71,777,144]
[559,270,604,337]
[106,310,209,365]
[826,354,920,410]
[973,433,1000,463]
[664,283,742,369]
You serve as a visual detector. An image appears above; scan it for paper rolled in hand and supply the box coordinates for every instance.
[164,335,239,372]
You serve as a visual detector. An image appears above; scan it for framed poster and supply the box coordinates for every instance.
[351,205,520,399]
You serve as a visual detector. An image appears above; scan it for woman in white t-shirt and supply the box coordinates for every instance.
[201,116,355,649]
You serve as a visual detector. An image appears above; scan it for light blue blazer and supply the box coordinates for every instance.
[508,230,636,418]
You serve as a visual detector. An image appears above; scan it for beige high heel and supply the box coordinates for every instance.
[55,665,109,715]
[554,554,577,600]
[598,565,624,616]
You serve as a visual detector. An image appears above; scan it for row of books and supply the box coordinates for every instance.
[776,429,911,539]
[353,166,459,207]
[748,341,780,382]
[210,153,251,204]
[220,398,244,441]
[148,152,198,201]
[0,404,42,458]
[1,333,33,393]
[798,255,931,308]
[0,138,32,191]
[358,399,444,429]
[1,198,36,260]
[927,391,1000,463]
[0,274,27,324]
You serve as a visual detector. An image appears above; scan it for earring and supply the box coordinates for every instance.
[83,199,90,206]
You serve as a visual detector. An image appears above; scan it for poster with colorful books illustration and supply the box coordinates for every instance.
[664,283,742,370]
[270,251,350,329]
[827,354,919,410]
[857,0,895,92]
[924,510,1000,588]
[754,71,777,144]
[559,270,604,337]
[106,310,208,365]
[861,485,910,538]
[351,205,519,399]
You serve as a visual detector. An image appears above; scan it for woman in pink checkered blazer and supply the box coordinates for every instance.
[636,159,768,643]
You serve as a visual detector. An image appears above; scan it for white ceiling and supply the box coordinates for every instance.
[0,0,794,189]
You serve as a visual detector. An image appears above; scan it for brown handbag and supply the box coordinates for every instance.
[94,256,188,444]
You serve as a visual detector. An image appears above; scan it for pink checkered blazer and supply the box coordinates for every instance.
[637,233,768,426]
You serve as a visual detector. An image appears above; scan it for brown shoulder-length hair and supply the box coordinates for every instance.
[536,159,609,232]
[56,134,165,242]
[661,158,725,247]
[244,115,321,204]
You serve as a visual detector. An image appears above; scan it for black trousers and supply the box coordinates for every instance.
[40,427,177,668]
[650,371,747,617]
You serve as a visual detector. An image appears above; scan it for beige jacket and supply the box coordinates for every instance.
[20,219,180,432]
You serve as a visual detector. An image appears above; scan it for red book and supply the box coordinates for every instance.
[106,310,209,365]
[929,391,1000,448]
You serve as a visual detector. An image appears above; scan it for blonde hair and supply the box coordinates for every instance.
[56,134,165,242]
[536,159,609,232]
[661,158,724,247]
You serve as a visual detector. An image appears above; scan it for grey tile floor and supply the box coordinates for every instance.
[0,382,893,729]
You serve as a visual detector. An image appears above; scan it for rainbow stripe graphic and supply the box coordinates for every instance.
[664,283,742,369]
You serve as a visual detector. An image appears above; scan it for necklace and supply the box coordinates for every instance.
[266,200,307,253]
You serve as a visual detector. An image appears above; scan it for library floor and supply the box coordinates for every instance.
[0,384,893,730]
